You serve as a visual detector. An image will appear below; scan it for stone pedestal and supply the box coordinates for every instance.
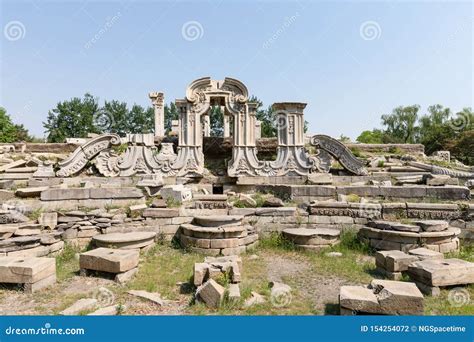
[0,257,56,293]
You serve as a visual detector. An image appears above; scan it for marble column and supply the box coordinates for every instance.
[149,92,165,137]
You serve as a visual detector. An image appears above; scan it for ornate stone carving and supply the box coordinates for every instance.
[56,134,121,177]
[95,142,179,177]
[309,149,332,173]
[310,134,368,176]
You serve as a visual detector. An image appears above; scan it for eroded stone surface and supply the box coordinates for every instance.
[93,232,156,249]
[80,248,139,274]
[408,258,474,287]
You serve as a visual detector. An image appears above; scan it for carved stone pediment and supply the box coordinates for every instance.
[310,134,368,176]
[56,134,121,177]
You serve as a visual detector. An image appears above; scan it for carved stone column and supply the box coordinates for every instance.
[149,92,164,138]
[224,114,230,138]
[270,102,312,176]
[203,115,210,137]
[255,120,262,140]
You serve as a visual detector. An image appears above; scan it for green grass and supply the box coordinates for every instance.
[56,243,82,281]
[122,244,201,300]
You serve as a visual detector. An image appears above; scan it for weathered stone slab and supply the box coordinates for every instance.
[413,220,449,232]
[282,227,340,246]
[370,279,424,315]
[0,257,56,283]
[80,248,139,274]
[92,232,156,249]
[408,247,444,260]
[375,250,418,272]
[142,208,179,218]
[60,298,98,315]
[408,258,474,287]
[90,187,144,199]
[38,212,58,229]
[0,225,17,240]
[255,207,296,216]
[128,290,164,305]
[15,187,48,198]
[41,188,90,201]
[0,159,26,172]
[228,208,256,216]
[194,215,243,227]
[339,286,379,313]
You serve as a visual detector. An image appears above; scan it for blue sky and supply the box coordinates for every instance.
[1,0,472,139]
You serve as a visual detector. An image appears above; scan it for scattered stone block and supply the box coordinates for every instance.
[408,258,474,289]
[0,225,17,240]
[237,194,256,207]
[0,257,56,293]
[413,220,449,232]
[142,208,179,218]
[128,290,164,306]
[339,280,424,315]
[370,279,424,315]
[408,247,444,260]
[115,267,138,284]
[38,212,58,229]
[375,250,418,272]
[80,248,139,274]
[339,286,380,314]
[15,187,49,198]
[88,305,119,316]
[60,298,98,315]
[426,175,458,186]
[160,184,192,202]
[228,283,241,301]
[263,197,284,207]
[196,279,225,308]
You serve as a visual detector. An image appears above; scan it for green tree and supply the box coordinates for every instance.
[0,107,31,142]
[43,93,100,142]
[418,105,454,155]
[249,96,277,138]
[164,103,179,133]
[447,130,474,165]
[381,105,420,143]
[209,105,224,137]
[101,100,129,135]
[127,105,154,134]
[356,129,385,144]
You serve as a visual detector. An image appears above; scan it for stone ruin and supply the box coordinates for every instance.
[0,76,473,315]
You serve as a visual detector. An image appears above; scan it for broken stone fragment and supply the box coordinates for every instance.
[196,279,225,309]
[128,290,165,306]
[60,298,98,315]
[228,283,241,301]
[369,279,424,315]
[243,291,266,308]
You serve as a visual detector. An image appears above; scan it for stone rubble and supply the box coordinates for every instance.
[339,279,424,315]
